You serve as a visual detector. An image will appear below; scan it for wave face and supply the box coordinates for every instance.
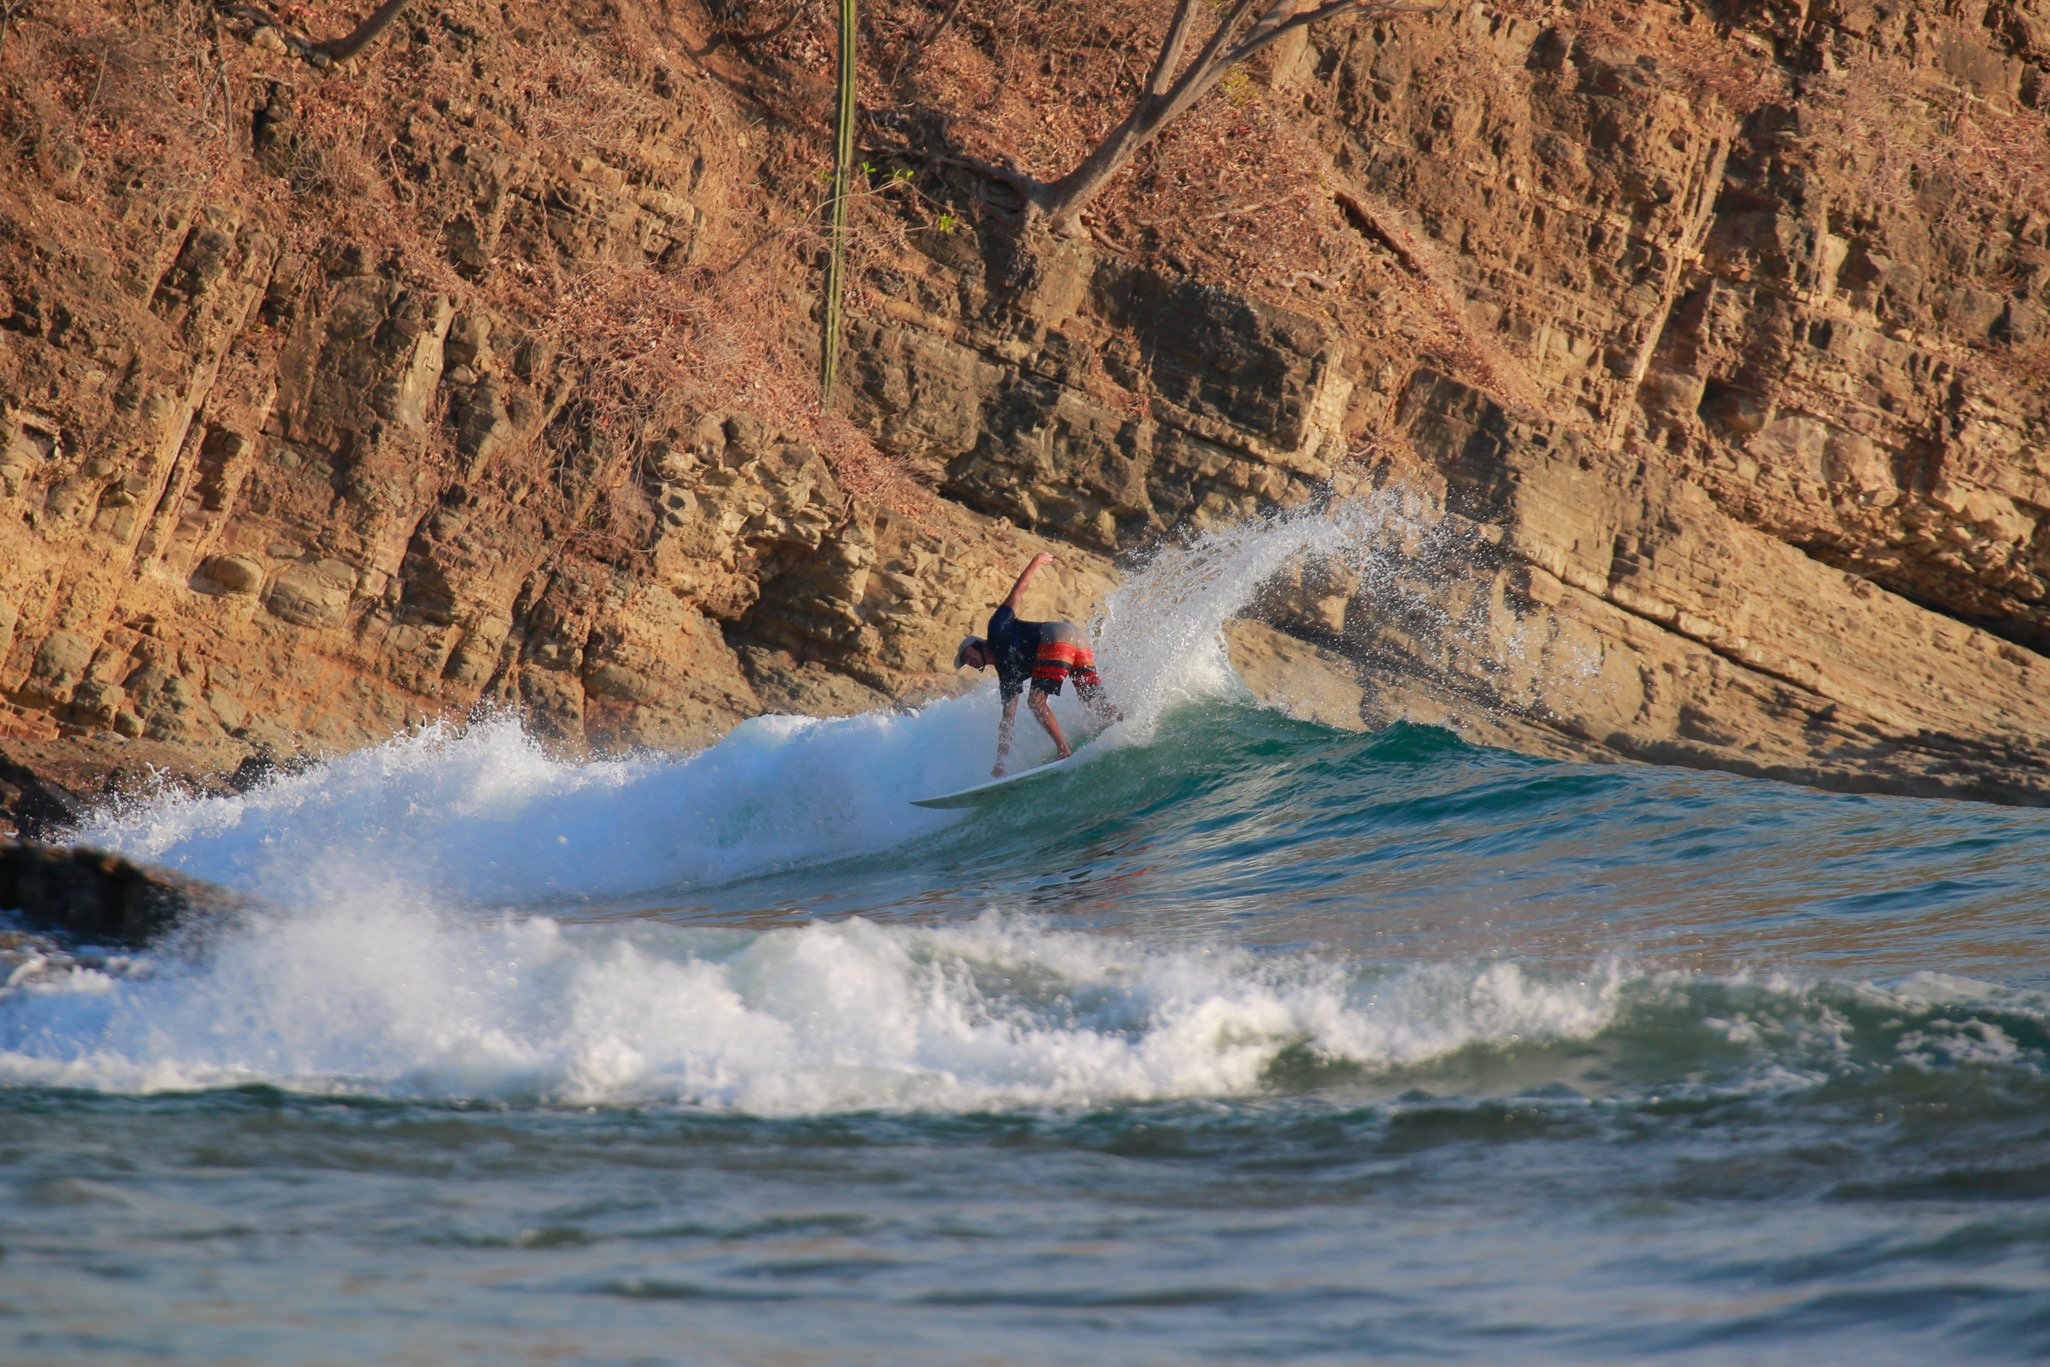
[8,502,2050,1363]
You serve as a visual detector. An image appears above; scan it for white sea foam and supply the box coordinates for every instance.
[0,911,1627,1110]
[76,707,1005,907]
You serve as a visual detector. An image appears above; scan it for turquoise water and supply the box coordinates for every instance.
[3,508,2048,1363]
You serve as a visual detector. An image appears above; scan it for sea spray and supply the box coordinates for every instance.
[1094,490,1567,739]
[8,547,2048,1367]
[72,708,993,905]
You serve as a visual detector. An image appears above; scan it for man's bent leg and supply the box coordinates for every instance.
[1076,679,1123,724]
[1027,691,1072,759]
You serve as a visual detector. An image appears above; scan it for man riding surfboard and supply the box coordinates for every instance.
[955,552,1121,777]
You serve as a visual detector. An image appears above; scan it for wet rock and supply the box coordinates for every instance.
[227,748,319,793]
[0,754,88,840]
[0,840,245,949]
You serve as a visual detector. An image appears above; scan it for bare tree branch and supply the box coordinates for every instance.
[310,0,414,62]
[0,2,32,56]
[1145,0,1212,100]
[222,0,415,65]
[956,0,1441,236]
[1179,0,1263,97]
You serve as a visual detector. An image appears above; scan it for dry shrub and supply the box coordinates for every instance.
[1822,53,2050,227]
[465,4,938,519]
[0,0,940,555]
[1494,0,1792,115]
[851,3,1384,292]
[0,2,258,230]
[884,0,1182,184]
[846,1,1557,411]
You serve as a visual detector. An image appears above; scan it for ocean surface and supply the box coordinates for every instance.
[4,506,2048,1365]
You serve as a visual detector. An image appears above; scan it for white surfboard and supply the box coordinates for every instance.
[910,744,1095,810]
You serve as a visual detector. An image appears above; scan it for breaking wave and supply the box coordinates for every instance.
[1,910,2041,1115]
[66,494,1460,906]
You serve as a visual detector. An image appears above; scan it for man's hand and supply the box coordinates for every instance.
[1003,552,1055,612]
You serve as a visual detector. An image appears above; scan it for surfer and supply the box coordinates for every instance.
[955,551,1120,777]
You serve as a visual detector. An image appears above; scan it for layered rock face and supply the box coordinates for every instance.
[0,0,2045,810]
[833,0,2050,803]
[0,2,1115,776]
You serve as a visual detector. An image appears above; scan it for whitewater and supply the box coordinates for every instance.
[4,498,2048,1365]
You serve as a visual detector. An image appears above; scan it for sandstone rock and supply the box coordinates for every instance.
[265,559,355,628]
[23,631,94,704]
[1325,370,2050,804]
[443,312,493,371]
[847,242,1345,552]
[0,0,2045,811]
[197,554,266,595]
[1223,620,1367,732]
[444,614,511,686]
[739,646,897,719]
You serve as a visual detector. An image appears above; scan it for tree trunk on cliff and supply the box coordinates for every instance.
[988,0,1437,236]
[308,0,415,61]
[229,0,417,64]
[821,0,858,401]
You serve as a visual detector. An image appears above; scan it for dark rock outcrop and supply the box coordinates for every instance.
[0,839,244,949]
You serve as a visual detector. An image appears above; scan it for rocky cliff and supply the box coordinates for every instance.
[0,0,2046,822]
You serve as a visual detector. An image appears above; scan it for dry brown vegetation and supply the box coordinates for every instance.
[1824,53,2050,225]
[0,0,926,526]
[0,0,1582,500]
[6,0,2042,503]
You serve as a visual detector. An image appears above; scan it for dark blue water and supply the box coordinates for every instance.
[4,697,2048,1364]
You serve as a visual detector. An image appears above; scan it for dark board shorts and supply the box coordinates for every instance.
[1029,622,1103,697]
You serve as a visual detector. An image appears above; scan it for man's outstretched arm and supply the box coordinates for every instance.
[1002,552,1054,613]
[993,694,1020,777]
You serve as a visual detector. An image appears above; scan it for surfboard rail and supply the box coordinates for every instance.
[911,745,1094,809]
